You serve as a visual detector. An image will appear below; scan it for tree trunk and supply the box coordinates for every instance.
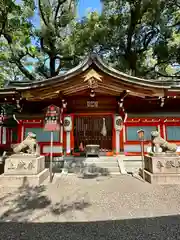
[50,56,56,77]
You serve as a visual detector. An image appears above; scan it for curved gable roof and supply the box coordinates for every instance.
[5,53,179,91]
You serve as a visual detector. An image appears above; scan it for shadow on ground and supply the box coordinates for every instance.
[65,158,110,178]
[0,215,180,239]
[0,178,90,222]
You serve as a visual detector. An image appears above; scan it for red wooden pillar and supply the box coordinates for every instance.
[70,114,74,152]
[17,120,23,143]
[112,114,116,155]
[120,125,124,152]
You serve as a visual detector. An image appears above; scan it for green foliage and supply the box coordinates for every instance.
[0,0,180,86]
[71,0,180,78]
[0,0,78,85]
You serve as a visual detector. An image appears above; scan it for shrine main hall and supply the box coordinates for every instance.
[0,54,180,158]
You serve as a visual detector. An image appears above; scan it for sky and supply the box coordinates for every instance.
[78,0,102,17]
[24,0,102,72]
[16,0,102,27]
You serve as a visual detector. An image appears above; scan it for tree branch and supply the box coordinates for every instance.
[25,47,35,58]
[169,21,180,28]
[36,65,49,78]
[137,28,158,53]
[172,0,180,8]
[143,59,180,78]
[9,45,35,81]
[54,55,75,75]
[3,33,13,44]
[0,17,7,37]
[126,1,142,53]
[38,0,48,26]
[40,37,51,55]
[54,0,67,21]
[15,60,35,80]
[155,71,180,78]
[0,2,11,37]
[143,30,156,48]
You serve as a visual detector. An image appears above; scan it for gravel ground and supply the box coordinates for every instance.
[0,174,180,239]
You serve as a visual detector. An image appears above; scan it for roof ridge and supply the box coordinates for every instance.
[3,54,179,90]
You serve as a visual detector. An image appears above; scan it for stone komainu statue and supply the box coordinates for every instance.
[151,130,177,153]
[13,132,40,155]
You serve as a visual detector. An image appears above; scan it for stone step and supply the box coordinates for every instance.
[64,156,143,174]
[84,158,120,174]
[84,156,142,174]
[85,157,117,162]
[84,161,118,167]
[62,157,120,175]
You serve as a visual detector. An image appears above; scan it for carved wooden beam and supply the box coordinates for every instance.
[98,83,123,93]
[57,91,64,100]
[117,90,130,108]
[63,86,88,95]
[119,90,130,100]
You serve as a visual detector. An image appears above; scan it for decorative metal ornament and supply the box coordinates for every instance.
[64,119,70,127]
[62,99,67,109]
[63,116,72,132]
[114,115,123,131]
[90,89,95,97]
[83,69,102,89]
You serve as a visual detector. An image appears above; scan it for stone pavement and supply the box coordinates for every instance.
[0,174,180,239]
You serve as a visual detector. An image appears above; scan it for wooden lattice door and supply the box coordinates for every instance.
[74,115,113,152]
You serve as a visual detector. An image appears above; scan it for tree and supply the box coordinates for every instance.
[36,0,79,78]
[0,0,179,84]
[71,0,180,79]
[0,0,37,82]
[0,0,78,83]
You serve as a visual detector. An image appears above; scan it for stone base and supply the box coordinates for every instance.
[144,154,180,174]
[0,169,49,187]
[142,169,180,184]
[4,154,45,175]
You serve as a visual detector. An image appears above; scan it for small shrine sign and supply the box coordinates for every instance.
[43,104,60,183]
[44,104,60,131]
[87,101,98,108]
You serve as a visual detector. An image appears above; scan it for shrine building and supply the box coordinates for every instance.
[0,54,180,157]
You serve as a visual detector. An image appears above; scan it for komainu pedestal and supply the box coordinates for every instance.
[143,153,180,184]
[0,154,49,186]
